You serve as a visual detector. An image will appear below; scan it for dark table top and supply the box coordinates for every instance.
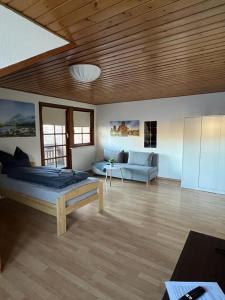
[162,231,225,299]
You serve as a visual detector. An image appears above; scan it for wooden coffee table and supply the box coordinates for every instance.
[162,231,225,299]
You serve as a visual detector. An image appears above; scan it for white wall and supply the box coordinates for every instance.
[0,5,68,68]
[96,92,225,180]
[0,88,96,171]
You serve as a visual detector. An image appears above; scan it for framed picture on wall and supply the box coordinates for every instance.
[110,120,140,136]
[0,99,36,137]
[144,121,157,148]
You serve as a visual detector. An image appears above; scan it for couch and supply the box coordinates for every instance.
[92,149,158,185]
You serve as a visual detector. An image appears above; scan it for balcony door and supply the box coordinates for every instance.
[40,103,72,169]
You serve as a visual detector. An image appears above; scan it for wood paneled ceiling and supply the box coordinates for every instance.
[1,0,225,104]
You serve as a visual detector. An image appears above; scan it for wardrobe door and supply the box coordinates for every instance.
[181,117,201,189]
[217,116,225,193]
[199,116,222,191]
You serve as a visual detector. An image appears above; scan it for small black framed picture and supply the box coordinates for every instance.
[144,121,157,148]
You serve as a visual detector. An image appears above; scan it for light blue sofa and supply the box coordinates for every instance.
[92,150,158,185]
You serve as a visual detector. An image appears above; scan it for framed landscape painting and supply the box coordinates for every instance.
[110,120,140,136]
[0,99,36,137]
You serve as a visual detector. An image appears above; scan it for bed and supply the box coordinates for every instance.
[0,174,103,236]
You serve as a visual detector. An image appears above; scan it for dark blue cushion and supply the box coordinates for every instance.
[0,148,31,174]
[14,147,31,167]
[0,150,16,174]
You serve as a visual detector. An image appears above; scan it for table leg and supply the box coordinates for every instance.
[120,168,124,183]
[105,169,108,183]
[110,168,112,187]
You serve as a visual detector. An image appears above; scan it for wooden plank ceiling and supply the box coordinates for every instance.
[1,0,225,104]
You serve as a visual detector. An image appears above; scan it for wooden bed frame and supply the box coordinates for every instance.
[0,180,104,236]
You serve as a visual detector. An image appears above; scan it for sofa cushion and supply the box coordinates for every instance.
[104,149,124,163]
[123,164,156,175]
[122,151,155,165]
[128,151,153,166]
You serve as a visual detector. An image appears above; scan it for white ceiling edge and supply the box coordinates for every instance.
[0,5,69,69]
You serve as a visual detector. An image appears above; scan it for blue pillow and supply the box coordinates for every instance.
[14,147,31,167]
[104,149,124,163]
[127,151,152,166]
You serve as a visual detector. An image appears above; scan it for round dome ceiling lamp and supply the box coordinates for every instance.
[69,64,101,83]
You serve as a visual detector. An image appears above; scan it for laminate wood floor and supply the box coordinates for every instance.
[0,179,225,300]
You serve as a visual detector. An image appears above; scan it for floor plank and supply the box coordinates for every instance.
[0,178,225,299]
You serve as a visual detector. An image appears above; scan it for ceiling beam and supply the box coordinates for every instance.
[0,44,75,78]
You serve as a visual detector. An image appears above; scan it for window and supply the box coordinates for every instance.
[43,124,67,168]
[40,103,94,169]
[73,109,94,147]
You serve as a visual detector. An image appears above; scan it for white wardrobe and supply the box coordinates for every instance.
[182,115,225,194]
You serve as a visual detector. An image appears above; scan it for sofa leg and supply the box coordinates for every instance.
[146,180,150,187]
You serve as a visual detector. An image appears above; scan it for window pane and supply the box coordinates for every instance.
[55,125,65,134]
[43,124,54,134]
[83,134,90,143]
[74,134,82,144]
[56,157,67,168]
[44,134,55,146]
[44,147,55,159]
[83,127,90,133]
[74,127,82,133]
[45,158,56,167]
[56,146,66,157]
[55,134,66,145]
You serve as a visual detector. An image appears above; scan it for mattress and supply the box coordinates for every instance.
[0,174,98,206]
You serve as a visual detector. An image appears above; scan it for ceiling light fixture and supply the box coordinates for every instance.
[69,64,101,83]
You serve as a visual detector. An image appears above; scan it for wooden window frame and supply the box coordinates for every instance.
[72,107,94,148]
[39,102,72,169]
[39,103,94,168]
